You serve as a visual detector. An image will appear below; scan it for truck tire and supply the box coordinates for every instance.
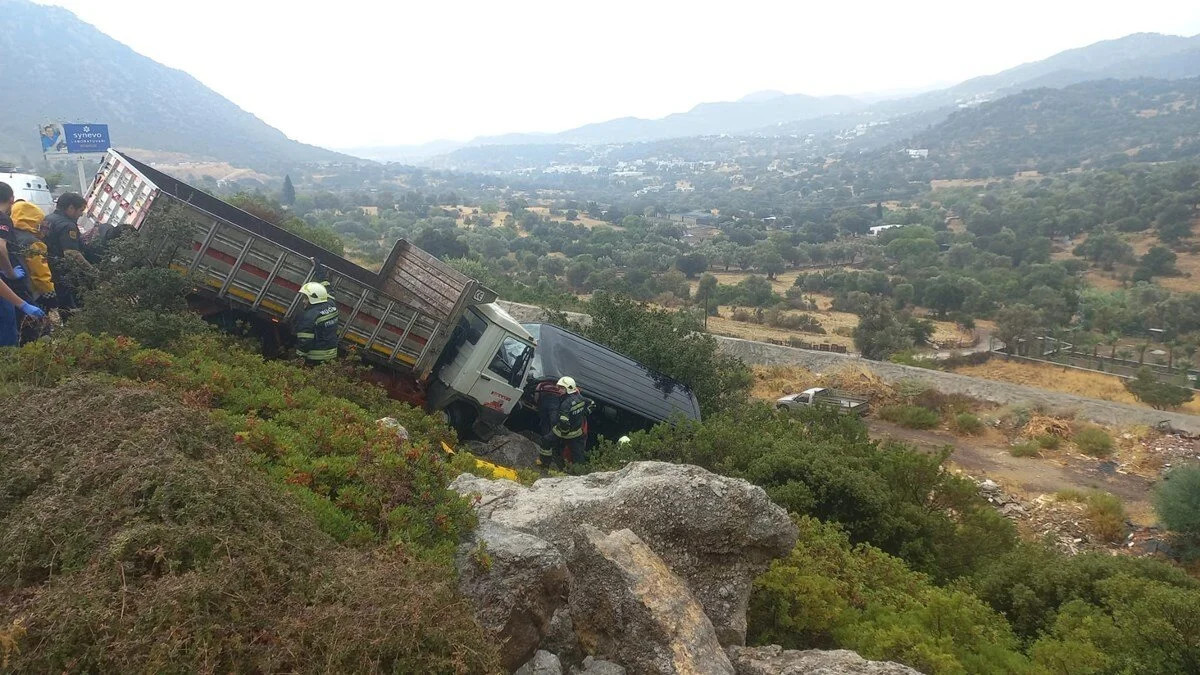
[444,402,477,439]
[776,404,789,412]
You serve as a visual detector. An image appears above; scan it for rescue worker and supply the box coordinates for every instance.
[0,183,45,346]
[547,376,594,469]
[294,281,339,365]
[533,377,566,436]
[11,201,54,300]
[43,192,91,321]
[10,201,54,344]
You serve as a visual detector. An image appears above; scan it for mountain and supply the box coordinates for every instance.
[340,139,466,163]
[409,31,1200,165]
[909,77,1200,176]
[0,0,351,172]
[458,93,863,150]
[879,32,1200,114]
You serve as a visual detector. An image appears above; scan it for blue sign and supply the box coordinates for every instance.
[61,123,111,154]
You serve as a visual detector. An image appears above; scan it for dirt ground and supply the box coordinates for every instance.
[868,419,1157,526]
[951,358,1200,415]
[750,363,1162,527]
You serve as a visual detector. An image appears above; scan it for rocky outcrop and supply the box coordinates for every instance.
[727,646,922,675]
[572,656,628,674]
[569,526,733,674]
[457,521,571,670]
[451,461,798,646]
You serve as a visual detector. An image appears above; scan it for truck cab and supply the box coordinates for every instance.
[1,172,55,214]
[428,302,536,438]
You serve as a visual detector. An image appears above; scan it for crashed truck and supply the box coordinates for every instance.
[82,150,701,439]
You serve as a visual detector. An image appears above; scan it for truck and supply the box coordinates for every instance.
[775,387,870,417]
[84,149,535,438]
[82,150,700,440]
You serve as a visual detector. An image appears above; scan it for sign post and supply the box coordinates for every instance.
[39,122,112,192]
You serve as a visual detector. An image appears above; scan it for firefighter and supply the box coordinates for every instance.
[546,376,593,469]
[294,281,339,365]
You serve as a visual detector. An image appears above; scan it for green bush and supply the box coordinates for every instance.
[1081,491,1127,543]
[953,412,984,435]
[1155,465,1200,558]
[879,404,940,429]
[590,404,1015,581]
[1009,442,1041,458]
[749,516,1029,675]
[970,543,1198,642]
[1074,426,1114,457]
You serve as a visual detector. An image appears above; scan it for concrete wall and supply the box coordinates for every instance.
[498,301,1200,433]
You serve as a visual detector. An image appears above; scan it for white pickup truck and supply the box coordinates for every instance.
[776,387,870,417]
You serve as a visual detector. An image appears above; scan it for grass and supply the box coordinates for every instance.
[1036,434,1062,450]
[879,404,941,430]
[1074,426,1115,457]
[1009,441,1041,458]
[951,358,1200,415]
[1055,489,1128,543]
[0,377,499,672]
[953,412,985,435]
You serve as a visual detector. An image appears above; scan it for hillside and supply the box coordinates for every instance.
[0,0,350,173]
[911,77,1200,176]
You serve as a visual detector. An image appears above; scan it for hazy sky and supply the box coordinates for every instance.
[36,0,1200,148]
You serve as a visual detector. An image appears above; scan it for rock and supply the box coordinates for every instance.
[516,650,564,675]
[541,607,585,667]
[456,521,571,671]
[569,525,733,675]
[467,429,544,469]
[374,416,409,444]
[572,656,627,674]
[978,479,1000,494]
[452,461,798,645]
[727,645,923,674]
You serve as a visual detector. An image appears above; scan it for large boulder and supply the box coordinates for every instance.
[456,520,571,670]
[569,526,733,674]
[727,646,923,675]
[451,461,798,645]
[516,650,564,675]
[467,429,544,469]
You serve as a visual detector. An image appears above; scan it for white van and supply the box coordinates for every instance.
[1,173,56,214]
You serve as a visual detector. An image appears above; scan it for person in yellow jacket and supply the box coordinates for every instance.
[10,201,54,300]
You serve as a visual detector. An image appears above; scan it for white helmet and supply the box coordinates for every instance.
[299,281,331,303]
[618,435,631,444]
[557,376,578,394]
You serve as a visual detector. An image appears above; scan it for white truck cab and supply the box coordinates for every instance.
[431,302,536,437]
[1,173,55,214]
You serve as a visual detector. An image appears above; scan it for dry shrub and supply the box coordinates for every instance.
[1023,414,1073,440]
[826,363,900,404]
[0,379,499,673]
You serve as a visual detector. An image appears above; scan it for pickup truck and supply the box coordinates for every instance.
[776,387,870,417]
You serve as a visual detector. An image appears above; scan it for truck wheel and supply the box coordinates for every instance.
[444,402,477,440]
[776,404,789,412]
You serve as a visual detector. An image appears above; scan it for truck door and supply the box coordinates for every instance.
[467,333,533,415]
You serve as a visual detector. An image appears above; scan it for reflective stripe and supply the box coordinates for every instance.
[315,312,338,325]
[296,332,315,339]
[553,426,583,439]
[298,348,338,361]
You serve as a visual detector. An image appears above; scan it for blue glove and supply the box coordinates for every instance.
[7,265,25,280]
[19,302,45,319]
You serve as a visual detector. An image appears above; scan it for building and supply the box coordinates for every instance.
[868,223,905,236]
[905,148,929,159]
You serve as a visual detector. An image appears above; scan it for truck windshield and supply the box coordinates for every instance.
[488,336,534,387]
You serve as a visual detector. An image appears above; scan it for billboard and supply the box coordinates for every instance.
[40,123,111,155]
